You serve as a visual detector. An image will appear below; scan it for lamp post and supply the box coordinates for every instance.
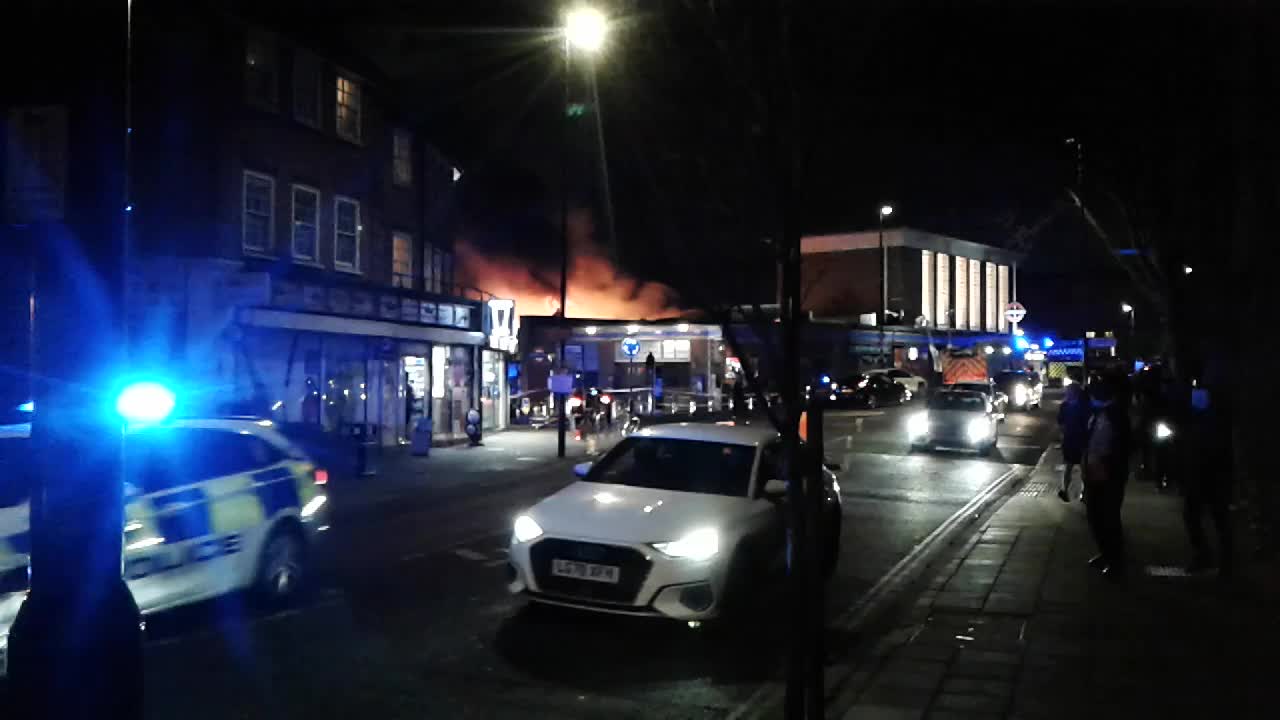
[878,204,893,365]
[1121,302,1135,359]
[557,6,607,458]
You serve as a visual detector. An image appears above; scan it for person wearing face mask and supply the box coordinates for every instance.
[1084,374,1132,579]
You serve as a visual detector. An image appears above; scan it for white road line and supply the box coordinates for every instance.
[452,548,487,562]
[482,558,509,567]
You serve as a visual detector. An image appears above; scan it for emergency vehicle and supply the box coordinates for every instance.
[0,417,330,676]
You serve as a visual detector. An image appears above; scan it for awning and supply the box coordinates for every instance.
[238,308,487,346]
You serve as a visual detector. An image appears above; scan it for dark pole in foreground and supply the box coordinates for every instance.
[557,36,571,459]
[6,2,143,716]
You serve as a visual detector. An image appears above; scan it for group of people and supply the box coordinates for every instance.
[1055,368,1234,580]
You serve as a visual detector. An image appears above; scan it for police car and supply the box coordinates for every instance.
[0,417,330,676]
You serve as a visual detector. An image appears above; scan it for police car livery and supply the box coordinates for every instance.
[0,417,329,676]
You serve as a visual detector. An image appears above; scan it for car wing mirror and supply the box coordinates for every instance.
[573,461,593,478]
[761,478,787,498]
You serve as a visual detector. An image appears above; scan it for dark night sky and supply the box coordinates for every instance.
[260,0,1242,337]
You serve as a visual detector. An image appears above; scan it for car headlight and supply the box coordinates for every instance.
[1012,385,1028,406]
[1155,422,1173,440]
[653,528,719,561]
[906,412,929,438]
[513,514,544,543]
[967,417,991,443]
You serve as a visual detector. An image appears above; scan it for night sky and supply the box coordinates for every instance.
[257,0,1245,338]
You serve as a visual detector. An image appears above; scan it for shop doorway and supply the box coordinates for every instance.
[402,355,427,442]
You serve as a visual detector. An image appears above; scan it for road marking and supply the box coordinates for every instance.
[453,548,487,561]
[517,456,540,462]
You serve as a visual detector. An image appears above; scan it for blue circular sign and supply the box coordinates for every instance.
[621,336,641,358]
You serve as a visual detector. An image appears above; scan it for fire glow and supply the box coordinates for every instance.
[454,209,681,326]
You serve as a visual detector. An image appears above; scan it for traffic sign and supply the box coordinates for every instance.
[620,336,641,359]
[1004,301,1027,324]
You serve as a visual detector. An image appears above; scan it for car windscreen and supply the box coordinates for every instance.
[585,436,756,497]
[927,394,987,412]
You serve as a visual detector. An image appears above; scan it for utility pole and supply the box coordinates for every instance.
[557,33,571,459]
[5,2,143,716]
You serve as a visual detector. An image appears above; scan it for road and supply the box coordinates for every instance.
[10,397,1059,718]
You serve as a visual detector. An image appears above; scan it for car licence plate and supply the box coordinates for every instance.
[551,558,620,584]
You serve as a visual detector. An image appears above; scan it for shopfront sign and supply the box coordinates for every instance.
[453,305,471,329]
[302,286,326,312]
[401,297,420,323]
[378,294,400,320]
[437,304,455,327]
[328,288,351,314]
[264,277,480,331]
[419,302,437,325]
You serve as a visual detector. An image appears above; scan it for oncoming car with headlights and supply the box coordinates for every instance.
[506,423,841,623]
[907,390,1000,456]
[0,418,329,675]
[994,370,1043,411]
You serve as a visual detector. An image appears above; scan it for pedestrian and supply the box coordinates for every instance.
[1084,375,1131,579]
[1182,379,1234,576]
[404,373,416,441]
[1056,383,1090,502]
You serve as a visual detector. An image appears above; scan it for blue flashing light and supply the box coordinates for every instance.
[17,401,34,413]
[115,382,176,424]
[1042,337,1055,348]
[820,374,831,385]
[1013,336,1030,351]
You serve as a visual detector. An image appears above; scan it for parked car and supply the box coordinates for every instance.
[867,367,928,396]
[830,373,908,409]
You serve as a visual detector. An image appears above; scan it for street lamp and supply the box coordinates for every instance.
[1121,302,1136,354]
[878,204,894,364]
[557,6,609,458]
[1183,265,1194,275]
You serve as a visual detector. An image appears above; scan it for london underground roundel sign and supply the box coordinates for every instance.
[1004,302,1027,324]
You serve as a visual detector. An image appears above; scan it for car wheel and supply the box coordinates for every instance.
[256,525,306,604]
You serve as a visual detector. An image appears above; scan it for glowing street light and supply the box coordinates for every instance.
[1120,302,1133,314]
[1183,265,1193,275]
[564,6,608,53]
[880,205,894,217]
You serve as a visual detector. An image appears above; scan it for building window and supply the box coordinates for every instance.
[334,197,360,271]
[242,171,274,253]
[920,250,933,326]
[392,129,412,186]
[955,257,968,330]
[290,185,320,262]
[936,252,951,328]
[968,261,981,330]
[985,262,998,331]
[335,75,362,143]
[293,51,322,128]
[392,232,413,288]
[245,31,278,109]
[997,264,1010,332]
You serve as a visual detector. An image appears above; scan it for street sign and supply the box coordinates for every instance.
[548,371,573,394]
[1004,301,1027,324]
[620,336,641,359]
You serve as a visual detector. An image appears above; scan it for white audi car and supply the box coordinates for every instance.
[506,423,841,623]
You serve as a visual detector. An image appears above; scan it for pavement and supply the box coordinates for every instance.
[825,443,1280,719]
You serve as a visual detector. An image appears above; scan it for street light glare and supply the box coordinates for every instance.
[880,205,894,217]
[1183,265,1194,275]
[565,6,607,53]
[1121,303,1133,313]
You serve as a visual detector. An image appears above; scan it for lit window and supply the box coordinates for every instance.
[336,75,362,142]
[242,171,274,253]
[293,51,321,127]
[392,130,412,186]
[985,262,998,331]
[423,243,437,293]
[291,185,319,262]
[245,31,278,109]
[334,197,360,271]
[393,232,413,288]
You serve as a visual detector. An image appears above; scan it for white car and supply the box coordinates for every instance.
[868,368,928,396]
[0,418,330,676]
[906,389,1000,456]
[506,423,842,623]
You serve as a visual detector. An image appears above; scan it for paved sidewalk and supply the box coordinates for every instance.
[830,445,1280,719]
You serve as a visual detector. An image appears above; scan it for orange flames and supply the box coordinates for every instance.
[454,209,681,325]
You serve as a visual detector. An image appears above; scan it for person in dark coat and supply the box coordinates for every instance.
[1181,379,1235,575]
[1057,383,1090,502]
[1084,376,1132,579]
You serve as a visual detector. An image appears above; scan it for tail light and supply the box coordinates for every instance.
[313,468,329,485]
